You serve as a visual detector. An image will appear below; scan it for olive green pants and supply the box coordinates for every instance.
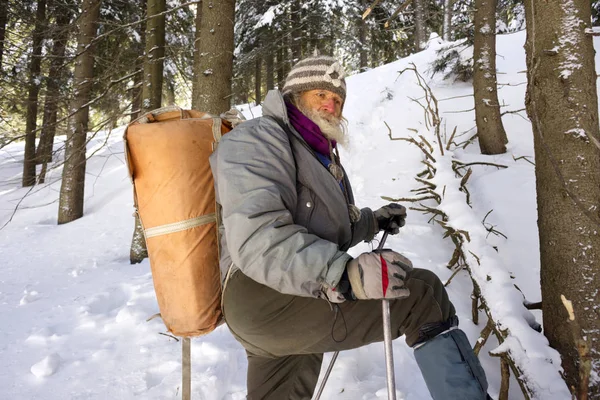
[223,268,455,400]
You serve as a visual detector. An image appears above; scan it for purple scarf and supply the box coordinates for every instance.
[285,101,336,157]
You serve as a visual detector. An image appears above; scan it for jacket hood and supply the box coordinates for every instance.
[261,90,292,127]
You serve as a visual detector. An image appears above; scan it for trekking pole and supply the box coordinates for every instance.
[313,351,338,400]
[314,230,395,400]
[379,231,397,400]
[182,337,191,400]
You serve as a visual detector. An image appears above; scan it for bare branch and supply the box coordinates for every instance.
[362,0,383,19]
[473,318,494,356]
[384,0,413,28]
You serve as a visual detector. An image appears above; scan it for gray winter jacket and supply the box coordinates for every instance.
[209,90,378,299]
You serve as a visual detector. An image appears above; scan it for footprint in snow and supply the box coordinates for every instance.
[83,286,129,315]
[143,361,179,390]
[19,290,39,305]
[31,353,61,378]
[25,327,60,346]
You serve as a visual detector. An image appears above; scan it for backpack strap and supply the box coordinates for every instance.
[144,214,217,238]
[212,117,223,143]
[131,106,185,125]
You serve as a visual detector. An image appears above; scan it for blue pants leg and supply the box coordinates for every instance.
[414,329,488,400]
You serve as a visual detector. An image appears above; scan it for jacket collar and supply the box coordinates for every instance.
[262,90,301,139]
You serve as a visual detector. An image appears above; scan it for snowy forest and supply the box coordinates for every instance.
[1,0,600,399]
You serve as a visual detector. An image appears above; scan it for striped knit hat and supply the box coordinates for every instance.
[282,55,347,103]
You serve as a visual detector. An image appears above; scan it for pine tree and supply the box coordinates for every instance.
[414,0,428,50]
[524,1,600,396]
[192,0,235,114]
[130,0,167,264]
[22,0,46,187]
[0,0,8,70]
[473,0,508,154]
[443,0,454,40]
[141,0,166,112]
[36,0,74,184]
[130,0,146,121]
[58,0,103,224]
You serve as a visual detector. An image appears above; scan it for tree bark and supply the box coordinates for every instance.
[192,0,235,115]
[473,0,508,154]
[57,0,101,224]
[276,44,286,89]
[130,213,148,265]
[191,0,203,109]
[524,0,600,396]
[23,0,47,187]
[254,52,262,105]
[37,2,72,178]
[0,0,8,70]
[358,0,368,71]
[130,0,147,121]
[443,0,453,41]
[131,0,166,264]
[165,77,175,105]
[265,35,274,91]
[370,25,378,67]
[141,0,165,112]
[290,0,302,62]
[414,0,427,51]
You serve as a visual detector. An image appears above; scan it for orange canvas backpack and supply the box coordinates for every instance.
[124,106,235,337]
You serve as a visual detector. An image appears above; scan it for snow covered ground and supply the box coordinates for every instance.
[0,30,593,399]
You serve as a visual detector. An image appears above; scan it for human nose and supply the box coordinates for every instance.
[320,98,335,114]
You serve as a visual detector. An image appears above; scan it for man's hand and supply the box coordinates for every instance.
[374,203,407,235]
[346,250,413,300]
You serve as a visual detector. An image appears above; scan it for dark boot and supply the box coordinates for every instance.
[414,328,488,400]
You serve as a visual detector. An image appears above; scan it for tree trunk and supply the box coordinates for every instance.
[358,0,368,71]
[141,0,165,112]
[414,0,427,51]
[0,0,8,70]
[130,213,148,265]
[473,0,507,155]
[443,0,453,41]
[192,0,235,115]
[276,44,286,89]
[131,0,166,264]
[22,0,47,187]
[37,2,72,179]
[524,1,600,397]
[370,25,378,67]
[57,0,101,224]
[165,77,175,105]
[191,0,203,109]
[254,53,262,105]
[265,37,274,91]
[290,0,302,62]
[130,56,144,120]
[130,0,147,121]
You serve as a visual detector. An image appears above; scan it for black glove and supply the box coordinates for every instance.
[373,203,407,235]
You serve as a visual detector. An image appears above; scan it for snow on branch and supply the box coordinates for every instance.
[385,63,572,400]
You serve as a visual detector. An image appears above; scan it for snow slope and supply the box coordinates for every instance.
[0,30,591,399]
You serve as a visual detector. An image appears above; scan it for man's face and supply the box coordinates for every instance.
[296,89,347,147]
[299,89,343,121]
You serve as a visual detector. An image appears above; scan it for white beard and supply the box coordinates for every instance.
[297,103,349,148]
